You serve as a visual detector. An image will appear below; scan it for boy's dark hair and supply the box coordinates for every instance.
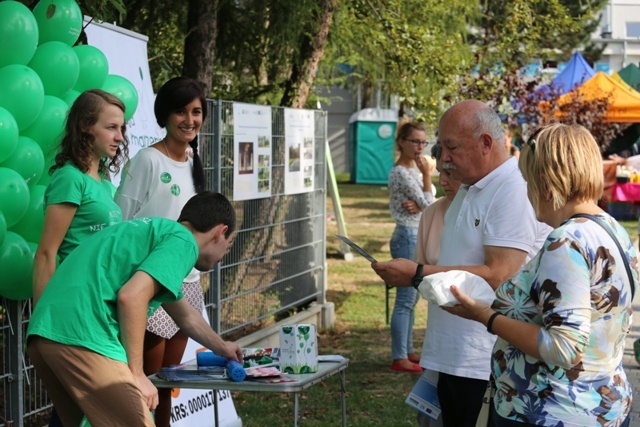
[178,192,236,237]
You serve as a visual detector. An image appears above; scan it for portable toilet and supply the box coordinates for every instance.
[348,108,397,184]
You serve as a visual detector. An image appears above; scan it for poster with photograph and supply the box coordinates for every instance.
[233,103,272,201]
[284,108,315,195]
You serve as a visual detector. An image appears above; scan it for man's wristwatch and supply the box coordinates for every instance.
[411,264,424,289]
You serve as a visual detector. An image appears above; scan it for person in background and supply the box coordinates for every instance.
[388,121,435,372]
[114,76,208,427]
[445,123,636,427]
[373,100,550,426]
[32,89,129,427]
[27,192,243,427]
[505,126,520,159]
[413,143,462,426]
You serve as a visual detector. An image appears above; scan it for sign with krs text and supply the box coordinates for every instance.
[170,311,241,427]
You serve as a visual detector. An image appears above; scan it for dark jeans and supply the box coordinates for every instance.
[489,404,631,427]
[437,372,488,427]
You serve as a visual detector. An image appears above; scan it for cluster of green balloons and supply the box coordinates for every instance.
[0,0,139,300]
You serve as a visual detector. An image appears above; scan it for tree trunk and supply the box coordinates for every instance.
[280,0,338,108]
[182,0,220,95]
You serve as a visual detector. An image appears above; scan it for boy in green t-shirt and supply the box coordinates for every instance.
[27,191,242,427]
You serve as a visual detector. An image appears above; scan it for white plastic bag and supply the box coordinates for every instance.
[418,270,495,307]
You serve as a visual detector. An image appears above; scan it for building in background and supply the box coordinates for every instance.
[593,0,640,73]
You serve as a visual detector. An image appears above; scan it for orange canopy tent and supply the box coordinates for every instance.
[556,72,640,123]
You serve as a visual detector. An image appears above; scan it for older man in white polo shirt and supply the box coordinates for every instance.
[373,100,550,427]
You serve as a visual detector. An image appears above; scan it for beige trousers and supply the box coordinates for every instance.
[28,336,155,427]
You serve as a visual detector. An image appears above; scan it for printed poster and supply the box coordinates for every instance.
[233,103,272,201]
[284,108,315,195]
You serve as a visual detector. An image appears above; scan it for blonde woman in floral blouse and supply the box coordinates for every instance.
[388,121,434,372]
[445,123,636,427]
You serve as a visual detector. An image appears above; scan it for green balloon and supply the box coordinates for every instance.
[0,136,45,187]
[73,45,109,92]
[37,150,58,186]
[32,0,82,46]
[61,89,80,106]
[0,167,30,228]
[28,41,80,97]
[0,1,39,68]
[0,107,19,163]
[0,231,32,300]
[101,74,139,122]
[21,95,68,154]
[0,212,6,248]
[9,185,46,243]
[37,170,52,186]
[0,65,45,131]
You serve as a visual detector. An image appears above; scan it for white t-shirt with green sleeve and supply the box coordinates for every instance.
[45,163,122,262]
[26,217,198,363]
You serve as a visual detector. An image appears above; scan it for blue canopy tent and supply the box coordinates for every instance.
[536,52,596,98]
[506,52,597,125]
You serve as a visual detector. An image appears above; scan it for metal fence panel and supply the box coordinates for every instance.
[201,101,326,335]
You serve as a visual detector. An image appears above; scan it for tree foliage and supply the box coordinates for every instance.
[468,0,601,72]
[454,0,620,149]
[463,72,625,151]
[543,0,608,63]
[280,0,338,108]
[119,0,187,91]
[319,0,475,122]
[213,0,335,106]
[115,0,335,107]
[17,0,615,130]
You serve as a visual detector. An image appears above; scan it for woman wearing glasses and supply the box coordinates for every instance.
[445,123,636,427]
[388,121,435,372]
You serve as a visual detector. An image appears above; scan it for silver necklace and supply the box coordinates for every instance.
[163,140,186,162]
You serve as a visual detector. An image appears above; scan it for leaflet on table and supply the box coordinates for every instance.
[335,235,377,262]
[157,364,227,382]
[242,347,280,368]
[405,370,441,420]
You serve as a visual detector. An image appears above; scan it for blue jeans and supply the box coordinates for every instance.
[390,224,419,360]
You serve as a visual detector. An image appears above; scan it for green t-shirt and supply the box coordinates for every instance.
[45,163,123,262]
[27,218,198,363]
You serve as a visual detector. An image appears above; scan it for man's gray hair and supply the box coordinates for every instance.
[473,106,505,144]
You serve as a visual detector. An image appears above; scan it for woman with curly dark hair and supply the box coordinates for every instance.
[33,89,129,304]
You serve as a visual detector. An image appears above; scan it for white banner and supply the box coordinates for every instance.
[83,18,164,186]
[171,320,241,427]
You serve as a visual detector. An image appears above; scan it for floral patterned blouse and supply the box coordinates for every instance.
[492,214,637,427]
[388,164,433,224]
